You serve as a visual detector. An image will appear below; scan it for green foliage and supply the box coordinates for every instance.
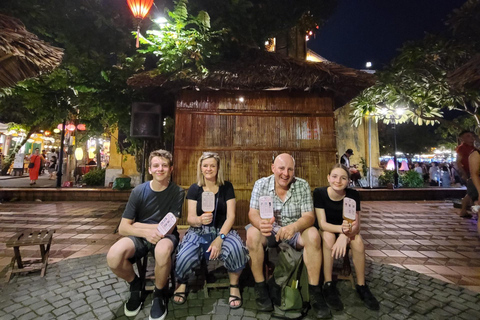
[350,1,480,129]
[82,168,106,186]
[359,157,368,177]
[0,0,140,133]
[378,170,395,186]
[138,0,226,77]
[399,170,424,188]
[187,0,337,49]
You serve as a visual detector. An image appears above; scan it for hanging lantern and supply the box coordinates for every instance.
[57,123,63,130]
[399,161,409,171]
[386,159,395,170]
[66,124,76,131]
[44,131,51,136]
[77,124,86,131]
[127,0,154,48]
[75,148,84,161]
[53,128,61,133]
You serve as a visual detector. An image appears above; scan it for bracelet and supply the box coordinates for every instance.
[341,228,345,234]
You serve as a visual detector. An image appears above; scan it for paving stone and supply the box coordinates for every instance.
[229,306,244,316]
[91,281,105,289]
[188,299,203,307]
[464,300,480,311]
[459,293,478,303]
[75,311,96,320]
[188,306,203,316]
[202,305,215,314]
[463,308,480,318]
[106,293,123,303]
[12,295,32,303]
[52,305,72,317]
[255,312,272,320]
[97,310,116,319]
[52,298,71,308]
[12,307,30,318]
[174,308,189,317]
[34,304,55,316]
[91,299,109,309]
[410,301,436,315]
[243,309,257,317]
[17,312,37,320]
[86,294,102,304]
[73,303,93,315]
[56,311,77,320]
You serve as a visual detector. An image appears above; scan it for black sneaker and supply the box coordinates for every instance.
[254,281,273,312]
[149,291,167,320]
[356,284,379,311]
[124,289,143,317]
[309,284,331,319]
[323,281,343,311]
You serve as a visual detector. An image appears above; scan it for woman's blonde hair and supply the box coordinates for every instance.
[197,152,225,186]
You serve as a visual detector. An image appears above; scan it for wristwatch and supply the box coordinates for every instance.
[220,233,226,240]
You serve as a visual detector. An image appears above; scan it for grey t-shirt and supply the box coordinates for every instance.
[122,181,185,226]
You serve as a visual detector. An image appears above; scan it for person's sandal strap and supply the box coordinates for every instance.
[229,295,242,309]
[172,292,187,305]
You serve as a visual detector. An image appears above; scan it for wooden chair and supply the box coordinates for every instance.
[136,251,175,292]
[334,246,355,289]
[201,257,229,298]
[5,230,54,281]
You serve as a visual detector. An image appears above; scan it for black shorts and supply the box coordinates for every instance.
[127,232,179,264]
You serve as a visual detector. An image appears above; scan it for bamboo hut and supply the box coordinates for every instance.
[0,14,63,88]
[129,49,375,226]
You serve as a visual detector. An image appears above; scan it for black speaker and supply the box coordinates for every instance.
[130,102,162,139]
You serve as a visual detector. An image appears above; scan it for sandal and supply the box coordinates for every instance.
[229,284,243,309]
[172,284,188,305]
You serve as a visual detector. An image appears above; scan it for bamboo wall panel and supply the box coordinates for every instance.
[174,90,337,227]
[176,114,336,151]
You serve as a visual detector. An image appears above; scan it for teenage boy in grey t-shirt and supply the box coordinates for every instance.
[107,150,185,320]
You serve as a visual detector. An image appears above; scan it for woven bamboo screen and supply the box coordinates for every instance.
[174,90,337,227]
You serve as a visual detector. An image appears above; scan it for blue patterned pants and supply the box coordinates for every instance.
[175,227,249,283]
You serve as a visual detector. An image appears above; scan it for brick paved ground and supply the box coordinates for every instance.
[0,200,479,319]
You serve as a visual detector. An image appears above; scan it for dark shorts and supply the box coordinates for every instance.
[245,223,300,249]
[127,232,179,264]
[467,179,479,202]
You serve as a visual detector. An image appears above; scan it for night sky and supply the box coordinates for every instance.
[308,0,467,70]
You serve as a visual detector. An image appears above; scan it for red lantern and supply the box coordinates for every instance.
[127,0,154,48]
[66,124,76,131]
[57,123,63,130]
[77,124,86,131]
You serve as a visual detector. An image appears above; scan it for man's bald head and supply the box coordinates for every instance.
[274,153,295,167]
[272,153,295,190]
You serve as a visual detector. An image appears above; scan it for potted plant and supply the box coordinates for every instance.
[399,170,424,188]
[378,170,395,189]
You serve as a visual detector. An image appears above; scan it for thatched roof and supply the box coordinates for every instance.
[447,54,480,91]
[0,14,64,88]
[128,49,376,106]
